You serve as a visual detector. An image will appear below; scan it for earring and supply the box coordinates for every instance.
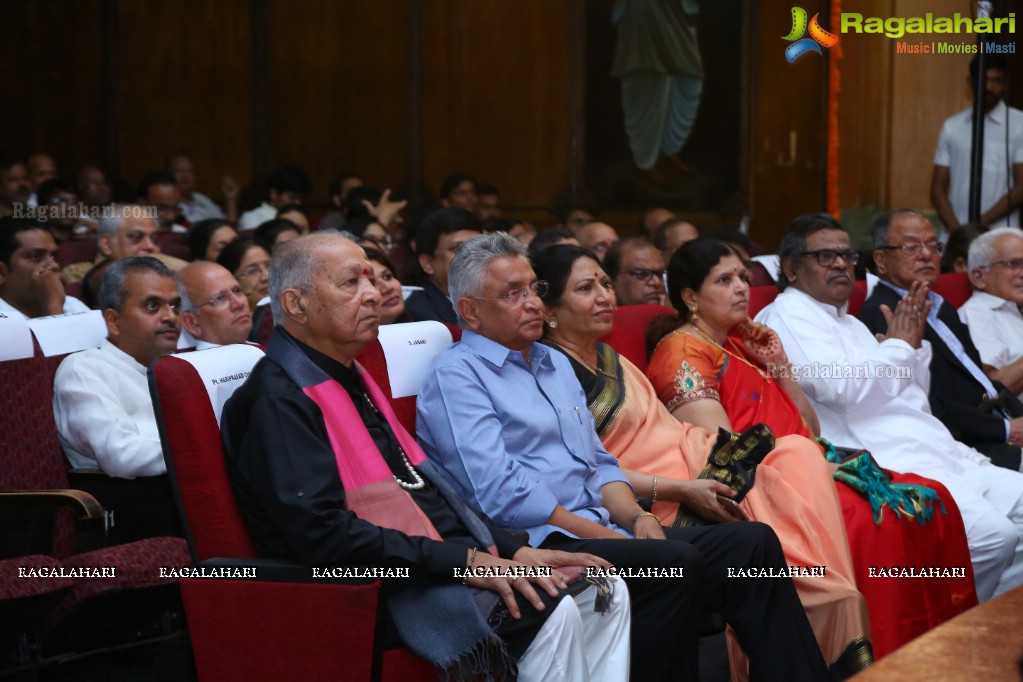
[689,307,699,323]
[547,319,558,329]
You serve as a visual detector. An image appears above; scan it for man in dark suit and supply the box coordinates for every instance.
[859,208,1023,471]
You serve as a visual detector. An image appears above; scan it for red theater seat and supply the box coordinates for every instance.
[599,304,674,371]
[150,345,433,681]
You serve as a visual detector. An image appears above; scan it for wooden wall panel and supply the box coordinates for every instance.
[420,0,573,211]
[114,0,252,199]
[0,1,104,177]
[837,0,893,211]
[748,0,828,249]
[265,0,406,203]
[887,0,973,210]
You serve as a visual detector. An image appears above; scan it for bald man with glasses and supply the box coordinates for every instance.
[176,262,253,349]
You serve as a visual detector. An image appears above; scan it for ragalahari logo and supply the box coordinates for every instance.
[783,7,840,62]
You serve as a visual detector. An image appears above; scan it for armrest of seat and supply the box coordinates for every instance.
[0,490,103,520]
[66,470,181,543]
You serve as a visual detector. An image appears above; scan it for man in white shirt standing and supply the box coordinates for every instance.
[931,54,1023,234]
[756,212,1023,601]
[176,261,253,349]
[54,256,181,478]
[960,227,1023,399]
[0,218,88,319]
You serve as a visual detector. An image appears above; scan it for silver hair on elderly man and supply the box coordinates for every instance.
[447,232,527,326]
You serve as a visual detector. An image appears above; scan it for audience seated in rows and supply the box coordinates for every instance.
[0,218,89,319]
[405,208,482,325]
[36,177,90,242]
[53,256,180,479]
[176,262,253,349]
[752,213,1023,601]
[603,237,667,307]
[137,171,188,234]
[219,232,633,680]
[859,209,1023,472]
[416,232,830,680]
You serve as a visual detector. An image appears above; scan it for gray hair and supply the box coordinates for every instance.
[870,208,927,248]
[968,227,1023,272]
[268,229,356,325]
[97,204,150,242]
[98,256,173,312]
[448,232,527,326]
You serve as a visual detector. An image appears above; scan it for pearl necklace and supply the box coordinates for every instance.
[362,393,425,490]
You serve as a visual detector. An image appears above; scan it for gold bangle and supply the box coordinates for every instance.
[651,476,658,503]
[631,511,659,528]
[462,547,478,585]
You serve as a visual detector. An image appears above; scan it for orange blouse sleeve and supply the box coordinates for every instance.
[646,331,726,413]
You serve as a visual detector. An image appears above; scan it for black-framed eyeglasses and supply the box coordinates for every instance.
[875,241,944,257]
[800,248,860,267]
[472,280,549,304]
[983,258,1023,272]
[195,285,246,310]
[625,268,666,282]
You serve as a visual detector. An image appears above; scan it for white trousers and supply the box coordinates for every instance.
[947,456,1023,601]
[517,576,630,682]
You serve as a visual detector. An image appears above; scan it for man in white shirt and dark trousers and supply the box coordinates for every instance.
[931,54,1023,235]
[756,213,1023,602]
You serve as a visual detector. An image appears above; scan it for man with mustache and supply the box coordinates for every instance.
[756,212,1023,602]
[54,256,181,478]
[859,209,1023,472]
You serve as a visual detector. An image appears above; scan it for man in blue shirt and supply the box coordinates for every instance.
[417,232,830,681]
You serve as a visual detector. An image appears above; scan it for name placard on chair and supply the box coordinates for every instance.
[377,321,453,398]
[0,312,34,360]
[174,344,266,423]
[27,310,106,356]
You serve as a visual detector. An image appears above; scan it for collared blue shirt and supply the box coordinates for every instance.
[416,330,632,546]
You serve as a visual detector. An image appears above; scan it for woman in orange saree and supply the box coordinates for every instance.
[645,239,977,660]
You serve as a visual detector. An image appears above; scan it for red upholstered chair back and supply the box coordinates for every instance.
[748,286,779,318]
[149,345,266,562]
[846,280,868,316]
[55,239,98,269]
[932,272,972,308]
[0,345,76,557]
[600,304,675,371]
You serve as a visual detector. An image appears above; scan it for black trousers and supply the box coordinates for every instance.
[542,522,830,682]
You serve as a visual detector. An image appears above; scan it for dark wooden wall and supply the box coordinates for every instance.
[0,0,579,221]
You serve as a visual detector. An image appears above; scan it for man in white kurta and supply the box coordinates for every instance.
[756,216,1023,601]
[54,257,181,479]
[959,227,1023,400]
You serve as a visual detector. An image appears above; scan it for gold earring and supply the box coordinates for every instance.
[689,307,699,323]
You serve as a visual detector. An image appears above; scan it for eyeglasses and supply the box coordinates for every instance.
[984,258,1023,272]
[195,286,246,310]
[800,248,860,267]
[472,280,549,304]
[876,241,944,257]
[624,268,666,282]
[237,262,269,279]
